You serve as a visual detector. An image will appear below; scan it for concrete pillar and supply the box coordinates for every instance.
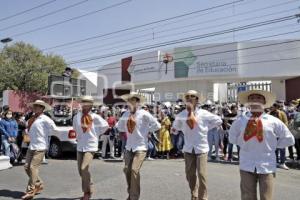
[154,80,210,102]
[271,79,286,101]
[216,83,228,103]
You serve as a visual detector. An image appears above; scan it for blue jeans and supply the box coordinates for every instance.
[121,138,127,154]
[1,135,10,156]
[228,143,240,160]
[275,148,286,164]
[207,128,220,158]
[147,140,156,158]
[171,132,184,153]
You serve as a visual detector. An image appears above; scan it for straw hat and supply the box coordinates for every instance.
[163,101,172,108]
[174,105,180,109]
[29,100,51,111]
[79,96,94,103]
[184,90,205,103]
[204,100,213,105]
[238,89,276,108]
[291,99,300,106]
[121,92,146,103]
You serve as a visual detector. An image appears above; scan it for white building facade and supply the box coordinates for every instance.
[96,40,300,104]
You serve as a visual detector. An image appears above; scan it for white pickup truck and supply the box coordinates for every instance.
[47,113,77,158]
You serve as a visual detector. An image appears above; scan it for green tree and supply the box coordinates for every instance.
[0,42,70,94]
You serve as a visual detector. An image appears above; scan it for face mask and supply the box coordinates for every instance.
[6,114,12,119]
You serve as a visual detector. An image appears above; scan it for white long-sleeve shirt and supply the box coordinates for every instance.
[73,112,109,152]
[229,112,295,174]
[28,114,58,151]
[116,109,161,152]
[173,108,222,154]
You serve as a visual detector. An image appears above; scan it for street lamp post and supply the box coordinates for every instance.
[1,37,12,43]
[1,37,13,48]
[163,53,173,74]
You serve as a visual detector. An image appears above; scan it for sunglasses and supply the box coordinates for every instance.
[185,95,197,99]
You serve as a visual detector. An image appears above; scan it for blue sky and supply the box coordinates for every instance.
[0,0,299,69]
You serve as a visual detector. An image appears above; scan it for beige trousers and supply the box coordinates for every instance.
[77,151,95,194]
[184,151,208,200]
[24,149,46,193]
[123,150,147,200]
[240,170,275,200]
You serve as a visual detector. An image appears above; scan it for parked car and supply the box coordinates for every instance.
[48,114,77,158]
[43,96,78,158]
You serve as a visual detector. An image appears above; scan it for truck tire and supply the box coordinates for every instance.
[49,140,62,158]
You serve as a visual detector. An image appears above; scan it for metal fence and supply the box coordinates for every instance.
[227,82,272,102]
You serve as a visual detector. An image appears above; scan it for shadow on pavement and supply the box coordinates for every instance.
[35,198,116,200]
[102,159,123,163]
[0,189,24,199]
[35,198,80,200]
[286,161,300,170]
[0,190,116,200]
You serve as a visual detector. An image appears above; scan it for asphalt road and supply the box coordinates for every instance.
[0,158,300,200]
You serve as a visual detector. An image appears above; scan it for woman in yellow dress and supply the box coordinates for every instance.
[158,110,172,159]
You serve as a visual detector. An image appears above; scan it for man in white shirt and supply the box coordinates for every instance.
[73,96,109,200]
[172,90,222,200]
[116,92,161,200]
[22,100,57,200]
[229,90,295,200]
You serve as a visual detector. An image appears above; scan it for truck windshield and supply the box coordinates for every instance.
[47,105,73,126]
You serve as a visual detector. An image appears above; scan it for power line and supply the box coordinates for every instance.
[62,7,298,58]
[67,14,299,65]
[10,0,133,38]
[131,40,300,67]
[82,44,300,73]
[47,0,255,52]
[73,24,300,69]
[78,37,300,73]
[58,0,298,54]
[0,0,89,32]
[66,22,297,62]
[79,56,300,76]
[41,0,244,51]
[94,24,300,66]
[0,0,57,22]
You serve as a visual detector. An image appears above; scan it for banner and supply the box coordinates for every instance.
[174,43,238,78]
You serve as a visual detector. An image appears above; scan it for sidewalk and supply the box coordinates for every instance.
[0,156,12,171]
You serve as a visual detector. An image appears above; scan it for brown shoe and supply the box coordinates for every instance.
[81,192,91,200]
[21,192,35,200]
[34,184,44,194]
